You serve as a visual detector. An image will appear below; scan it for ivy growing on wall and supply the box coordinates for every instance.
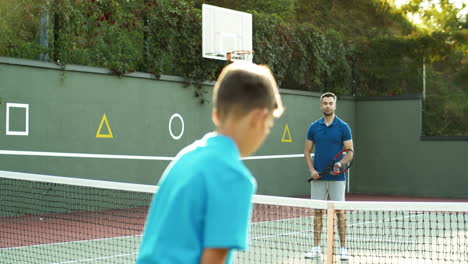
[0,0,466,135]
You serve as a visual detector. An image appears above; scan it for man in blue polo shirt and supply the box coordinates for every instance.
[136,62,284,264]
[303,92,354,260]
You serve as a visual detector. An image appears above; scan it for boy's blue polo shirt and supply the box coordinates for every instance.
[136,132,256,264]
[306,116,352,181]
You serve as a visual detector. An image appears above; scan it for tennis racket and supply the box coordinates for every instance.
[307,149,353,182]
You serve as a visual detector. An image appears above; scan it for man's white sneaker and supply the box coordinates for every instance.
[340,247,350,260]
[304,246,321,259]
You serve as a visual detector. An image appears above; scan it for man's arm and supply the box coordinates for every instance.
[336,139,354,168]
[304,140,320,180]
[201,248,229,264]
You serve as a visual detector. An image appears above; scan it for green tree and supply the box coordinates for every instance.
[0,0,45,58]
[191,0,296,20]
[395,0,467,136]
[399,0,466,32]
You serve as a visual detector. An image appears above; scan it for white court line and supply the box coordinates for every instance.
[250,216,322,240]
[0,150,174,161]
[49,253,136,264]
[243,154,307,160]
[344,237,456,244]
[345,212,425,227]
[251,215,313,225]
[2,235,141,264]
[2,234,142,250]
[0,150,308,160]
[249,212,427,241]
[252,230,314,240]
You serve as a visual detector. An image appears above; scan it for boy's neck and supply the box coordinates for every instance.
[216,116,251,157]
[217,125,244,156]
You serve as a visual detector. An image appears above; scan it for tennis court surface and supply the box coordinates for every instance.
[1,171,467,264]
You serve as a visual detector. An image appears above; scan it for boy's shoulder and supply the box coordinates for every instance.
[178,133,242,168]
[180,133,252,183]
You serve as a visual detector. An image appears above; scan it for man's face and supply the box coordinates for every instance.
[320,96,336,116]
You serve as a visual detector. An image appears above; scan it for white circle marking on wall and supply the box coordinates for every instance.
[169,113,184,140]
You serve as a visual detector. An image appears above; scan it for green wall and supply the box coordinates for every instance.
[353,98,468,198]
[0,58,212,184]
[1,57,467,198]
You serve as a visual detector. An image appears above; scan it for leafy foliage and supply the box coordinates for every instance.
[398,0,466,32]
[0,0,45,59]
[50,0,144,74]
[295,0,413,37]
[0,0,466,136]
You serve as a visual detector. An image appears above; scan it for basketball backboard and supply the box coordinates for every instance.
[202,4,253,62]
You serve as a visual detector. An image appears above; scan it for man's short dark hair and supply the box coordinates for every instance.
[320,92,336,101]
[213,62,284,120]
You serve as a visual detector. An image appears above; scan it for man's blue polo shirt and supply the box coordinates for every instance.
[306,116,352,181]
[136,132,256,264]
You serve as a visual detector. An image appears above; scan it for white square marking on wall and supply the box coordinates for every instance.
[6,103,29,136]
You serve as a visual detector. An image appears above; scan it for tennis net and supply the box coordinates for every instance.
[244,195,468,264]
[1,170,467,264]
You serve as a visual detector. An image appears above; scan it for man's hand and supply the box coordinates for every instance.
[310,170,321,180]
[333,162,342,173]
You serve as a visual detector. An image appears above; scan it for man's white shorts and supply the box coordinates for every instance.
[310,180,346,201]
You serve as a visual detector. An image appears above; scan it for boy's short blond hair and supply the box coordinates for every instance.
[213,62,284,120]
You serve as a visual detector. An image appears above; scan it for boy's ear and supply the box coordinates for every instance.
[212,109,220,127]
[249,108,267,127]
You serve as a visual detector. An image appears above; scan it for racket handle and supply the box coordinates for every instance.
[307,177,313,182]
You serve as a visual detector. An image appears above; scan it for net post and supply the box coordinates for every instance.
[326,202,335,264]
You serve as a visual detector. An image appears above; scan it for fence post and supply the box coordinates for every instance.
[39,4,49,61]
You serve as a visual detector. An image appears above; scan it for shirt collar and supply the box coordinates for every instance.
[319,116,339,126]
[204,132,241,158]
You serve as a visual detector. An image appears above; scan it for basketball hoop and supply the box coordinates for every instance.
[226,50,255,63]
